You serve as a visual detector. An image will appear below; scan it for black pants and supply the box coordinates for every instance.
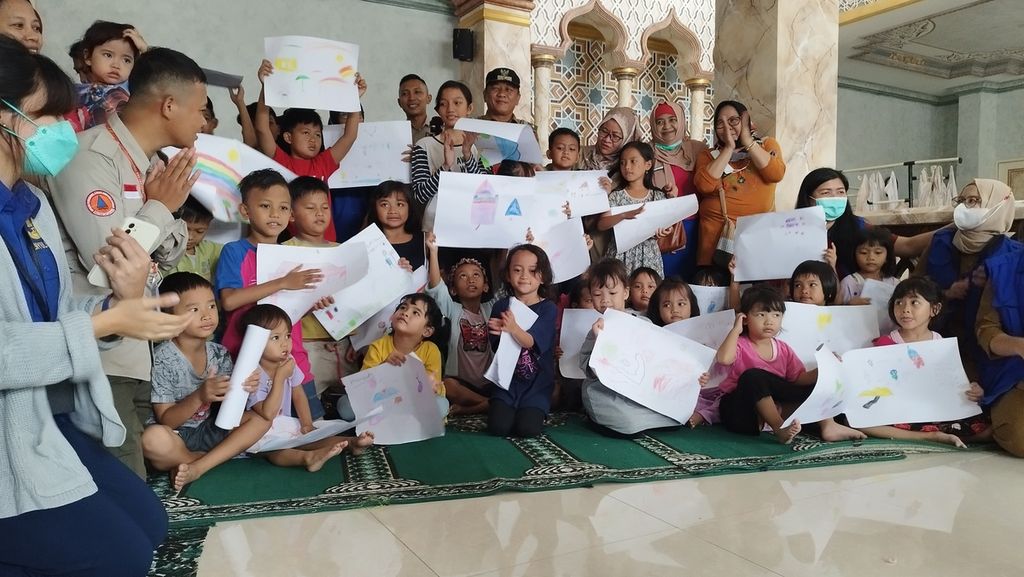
[488,399,546,438]
[720,369,811,435]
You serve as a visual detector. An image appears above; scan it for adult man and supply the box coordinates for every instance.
[398,74,433,143]
[479,67,534,131]
[51,47,206,476]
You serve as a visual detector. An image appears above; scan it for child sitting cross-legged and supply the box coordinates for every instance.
[142,273,270,493]
[243,304,374,467]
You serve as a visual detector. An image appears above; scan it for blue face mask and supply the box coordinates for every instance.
[1,99,79,177]
[815,197,848,221]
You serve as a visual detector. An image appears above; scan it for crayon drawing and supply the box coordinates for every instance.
[324,121,411,188]
[264,36,360,112]
[342,356,444,445]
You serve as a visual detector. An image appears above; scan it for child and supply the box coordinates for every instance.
[568,280,594,310]
[201,96,217,135]
[361,293,450,419]
[65,21,147,132]
[627,266,661,315]
[242,305,373,468]
[840,227,899,305]
[215,169,325,419]
[546,127,581,171]
[281,176,353,397]
[856,277,988,446]
[367,180,425,270]
[255,58,367,242]
[426,233,496,415]
[162,197,222,282]
[715,285,866,444]
[597,142,676,277]
[789,260,838,306]
[142,273,270,492]
[692,266,728,287]
[487,245,558,437]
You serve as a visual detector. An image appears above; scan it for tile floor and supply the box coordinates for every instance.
[196,450,1024,577]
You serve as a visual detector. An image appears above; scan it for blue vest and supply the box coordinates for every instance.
[981,249,1024,404]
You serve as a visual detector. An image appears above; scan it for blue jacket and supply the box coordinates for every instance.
[981,249,1024,405]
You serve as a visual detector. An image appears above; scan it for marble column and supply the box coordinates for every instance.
[612,67,638,108]
[713,0,839,209]
[453,0,535,122]
[685,78,710,143]
[532,54,556,154]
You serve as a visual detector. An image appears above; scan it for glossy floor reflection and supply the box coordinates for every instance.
[196,450,1024,577]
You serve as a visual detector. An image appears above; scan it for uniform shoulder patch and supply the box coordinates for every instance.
[86,190,116,217]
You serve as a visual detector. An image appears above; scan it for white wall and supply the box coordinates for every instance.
[35,0,458,140]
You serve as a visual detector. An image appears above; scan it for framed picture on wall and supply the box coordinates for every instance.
[999,159,1024,200]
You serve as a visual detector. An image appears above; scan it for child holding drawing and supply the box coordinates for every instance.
[425,232,497,415]
[215,169,325,419]
[243,305,373,468]
[142,273,270,493]
[366,180,426,270]
[790,260,839,306]
[487,245,558,437]
[715,285,866,444]
[839,227,900,305]
[597,142,676,277]
[255,58,366,242]
[545,127,581,171]
[855,277,989,446]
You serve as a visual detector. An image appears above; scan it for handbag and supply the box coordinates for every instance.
[712,186,736,269]
[658,220,687,254]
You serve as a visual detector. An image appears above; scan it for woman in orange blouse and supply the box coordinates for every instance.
[694,100,786,267]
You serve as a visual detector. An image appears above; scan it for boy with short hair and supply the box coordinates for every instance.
[142,272,271,492]
[546,127,581,171]
[201,96,218,134]
[215,169,325,418]
[162,196,222,282]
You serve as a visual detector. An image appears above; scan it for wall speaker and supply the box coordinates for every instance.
[453,28,474,62]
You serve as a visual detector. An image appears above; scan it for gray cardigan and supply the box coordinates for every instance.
[0,184,125,518]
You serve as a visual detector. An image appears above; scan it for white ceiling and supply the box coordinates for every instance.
[839,0,1024,96]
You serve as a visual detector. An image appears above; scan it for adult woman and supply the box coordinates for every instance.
[580,106,639,171]
[649,101,707,280]
[915,179,1019,380]
[0,37,189,576]
[694,100,785,268]
[795,168,937,279]
[0,0,42,54]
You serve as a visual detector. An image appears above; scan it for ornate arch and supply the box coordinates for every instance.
[639,12,711,81]
[537,0,634,69]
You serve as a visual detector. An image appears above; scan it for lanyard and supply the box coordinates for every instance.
[105,122,145,200]
[8,218,54,322]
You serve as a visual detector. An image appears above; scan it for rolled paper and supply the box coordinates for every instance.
[215,324,271,430]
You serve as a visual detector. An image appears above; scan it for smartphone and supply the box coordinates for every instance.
[87,217,163,289]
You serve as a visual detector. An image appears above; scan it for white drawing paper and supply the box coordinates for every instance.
[248,407,384,452]
[163,134,298,223]
[342,356,445,445]
[689,284,729,314]
[533,218,590,284]
[323,121,411,188]
[264,36,360,112]
[349,266,428,351]
[859,279,897,335]
[534,170,610,217]
[663,309,736,351]
[558,308,602,379]
[484,297,539,390]
[588,309,713,424]
[610,195,699,254]
[733,206,828,282]
[256,242,369,325]
[215,325,271,430]
[313,225,412,340]
[454,118,543,166]
[777,302,880,369]
[782,345,847,427]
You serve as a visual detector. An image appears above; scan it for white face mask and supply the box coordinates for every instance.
[953,203,989,231]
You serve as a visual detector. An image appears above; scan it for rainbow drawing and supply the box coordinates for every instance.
[338,65,356,79]
[194,152,243,221]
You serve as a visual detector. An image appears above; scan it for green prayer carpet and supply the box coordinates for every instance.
[148,413,967,576]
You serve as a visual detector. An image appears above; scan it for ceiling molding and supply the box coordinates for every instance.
[359,0,454,16]
[839,0,923,26]
[839,75,1024,104]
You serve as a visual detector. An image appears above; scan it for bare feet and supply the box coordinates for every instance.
[449,401,489,416]
[819,419,868,442]
[171,462,203,493]
[928,431,967,448]
[304,441,347,472]
[348,431,374,456]
[774,420,802,444]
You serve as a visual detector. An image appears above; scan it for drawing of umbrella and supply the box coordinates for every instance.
[471,180,498,229]
[859,386,893,409]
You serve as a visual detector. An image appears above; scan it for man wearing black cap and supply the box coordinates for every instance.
[480,67,535,132]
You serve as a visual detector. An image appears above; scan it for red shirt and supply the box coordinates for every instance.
[274,148,340,242]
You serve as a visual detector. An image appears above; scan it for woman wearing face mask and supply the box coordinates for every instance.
[795,167,938,280]
[0,37,190,576]
[914,179,1021,380]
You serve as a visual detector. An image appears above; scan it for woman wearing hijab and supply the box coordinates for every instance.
[649,101,707,280]
[581,106,639,171]
[916,178,1020,380]
[693,100,785,269]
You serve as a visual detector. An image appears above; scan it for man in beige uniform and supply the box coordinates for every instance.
[50,48,207,476]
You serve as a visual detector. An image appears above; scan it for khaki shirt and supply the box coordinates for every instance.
[411,121,431,145]
[50,112,187,380]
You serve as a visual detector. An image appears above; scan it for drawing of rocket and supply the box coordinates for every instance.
[471,180,498,229]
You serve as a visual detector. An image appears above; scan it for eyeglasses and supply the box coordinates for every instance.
[597,129,623,143]
[953,196,982,208]
[714,116,742,130]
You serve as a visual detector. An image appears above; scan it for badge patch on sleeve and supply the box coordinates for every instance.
[86,190,116,217]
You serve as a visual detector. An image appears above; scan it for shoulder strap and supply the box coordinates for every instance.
[718,186,729,220]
